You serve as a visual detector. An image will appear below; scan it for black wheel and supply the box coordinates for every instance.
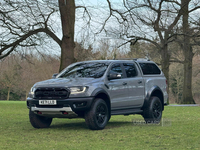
[142,96,162,124]
[29,110,52,128]
[85,98,109,130]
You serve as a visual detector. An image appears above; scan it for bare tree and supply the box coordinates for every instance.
[0,53,60,100]
[170,63,184,103]
[171,0,200,104]
[179,0,200,104]
[103,0,185,104]
[0,0,92,71]
[58,0,75,71]
[103,0,200,104]
[129,41,161,63]
[0,0,59,57]
[179,0,195,104]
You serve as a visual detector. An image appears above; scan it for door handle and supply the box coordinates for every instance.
[138,80,142,84]
[122,82,127,85]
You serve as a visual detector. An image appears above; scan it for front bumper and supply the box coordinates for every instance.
[30,106,78,118]
[27,97,94,118]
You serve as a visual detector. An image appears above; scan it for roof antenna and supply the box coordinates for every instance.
[145,56,150,61]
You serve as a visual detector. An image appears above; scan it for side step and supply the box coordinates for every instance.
[111,108,143,115]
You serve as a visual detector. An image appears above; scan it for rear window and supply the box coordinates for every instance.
[139,63,161,75]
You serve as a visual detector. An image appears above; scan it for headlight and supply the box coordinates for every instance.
[30,87,36,95]
[69,86,87,94]
[28,87,36,98]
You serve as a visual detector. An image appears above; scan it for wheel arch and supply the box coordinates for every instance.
[143,86,164,110]
[91,88,111,116]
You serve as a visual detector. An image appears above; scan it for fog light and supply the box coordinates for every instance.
[73,102,87,108]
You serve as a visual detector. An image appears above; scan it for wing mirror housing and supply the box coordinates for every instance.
[52,73,58,79]
[107,73,122,80]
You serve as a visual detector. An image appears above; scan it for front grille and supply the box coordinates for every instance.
[35,87,70,99]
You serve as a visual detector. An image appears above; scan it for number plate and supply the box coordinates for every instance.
[39,100,57,105]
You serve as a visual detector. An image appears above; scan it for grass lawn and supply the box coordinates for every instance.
[0,101,199,150]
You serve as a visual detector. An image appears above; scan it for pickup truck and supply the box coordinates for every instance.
[27,59,168,130]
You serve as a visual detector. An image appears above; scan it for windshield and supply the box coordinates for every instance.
[58,62,109,78]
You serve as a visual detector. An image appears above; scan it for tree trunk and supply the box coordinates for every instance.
[7,86,10,101]
[181,47,195,104]
[58,0,75,71]
[160,32,170,104]
[180,0,195,104]
[160,44,170,104]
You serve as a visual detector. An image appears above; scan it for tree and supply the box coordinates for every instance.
[0,55,22,100]
[0,53,60,100]
[180,0,199,104]
[58,0,75,71]
[0,0,91,71]
[129,41,161,63]
[104,0,184,104]
[0,0,60,58]
[171,0,200,104]
[74,42,100,61]
[103,0,200,104]
[170,63,184,103]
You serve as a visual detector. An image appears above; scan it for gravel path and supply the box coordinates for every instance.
[168,104,200,107]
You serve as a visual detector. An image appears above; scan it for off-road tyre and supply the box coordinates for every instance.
[29,110,52,128]
[85,98,109,130]
[142,96,162,124]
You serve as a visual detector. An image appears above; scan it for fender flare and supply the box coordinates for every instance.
[91,88,109,97]
[142,85,164,110]
[91,88,111,116]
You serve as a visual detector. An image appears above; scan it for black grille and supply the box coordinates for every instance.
[35,87,70,99]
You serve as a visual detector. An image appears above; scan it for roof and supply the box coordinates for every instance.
[76,58,155,64]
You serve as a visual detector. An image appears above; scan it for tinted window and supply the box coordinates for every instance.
[123,63,137,77]
[109,63,123,78]
[139,63,161,75]
[58,62,108,78]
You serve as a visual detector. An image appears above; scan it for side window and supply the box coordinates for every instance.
[123,63,137,77]
[139,63,161,75]
[109,63,123,78]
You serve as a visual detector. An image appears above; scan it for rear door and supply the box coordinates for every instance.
[122,63,145,108]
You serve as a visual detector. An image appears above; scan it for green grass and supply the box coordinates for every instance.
[0,101,199,150]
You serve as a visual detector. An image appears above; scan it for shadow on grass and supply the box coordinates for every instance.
[27,119,167,132]
[49,120,133,130]
[106,121,133,129]
[50,120,88,130]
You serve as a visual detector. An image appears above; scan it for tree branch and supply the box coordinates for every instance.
[0,28,61,59]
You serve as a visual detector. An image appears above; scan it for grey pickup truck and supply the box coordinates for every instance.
[27,58,168,130]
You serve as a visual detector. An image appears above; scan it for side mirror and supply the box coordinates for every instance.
[52,73,58,79]
[107,73,122,80]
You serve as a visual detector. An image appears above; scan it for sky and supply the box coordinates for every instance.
[2,0,200,58]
